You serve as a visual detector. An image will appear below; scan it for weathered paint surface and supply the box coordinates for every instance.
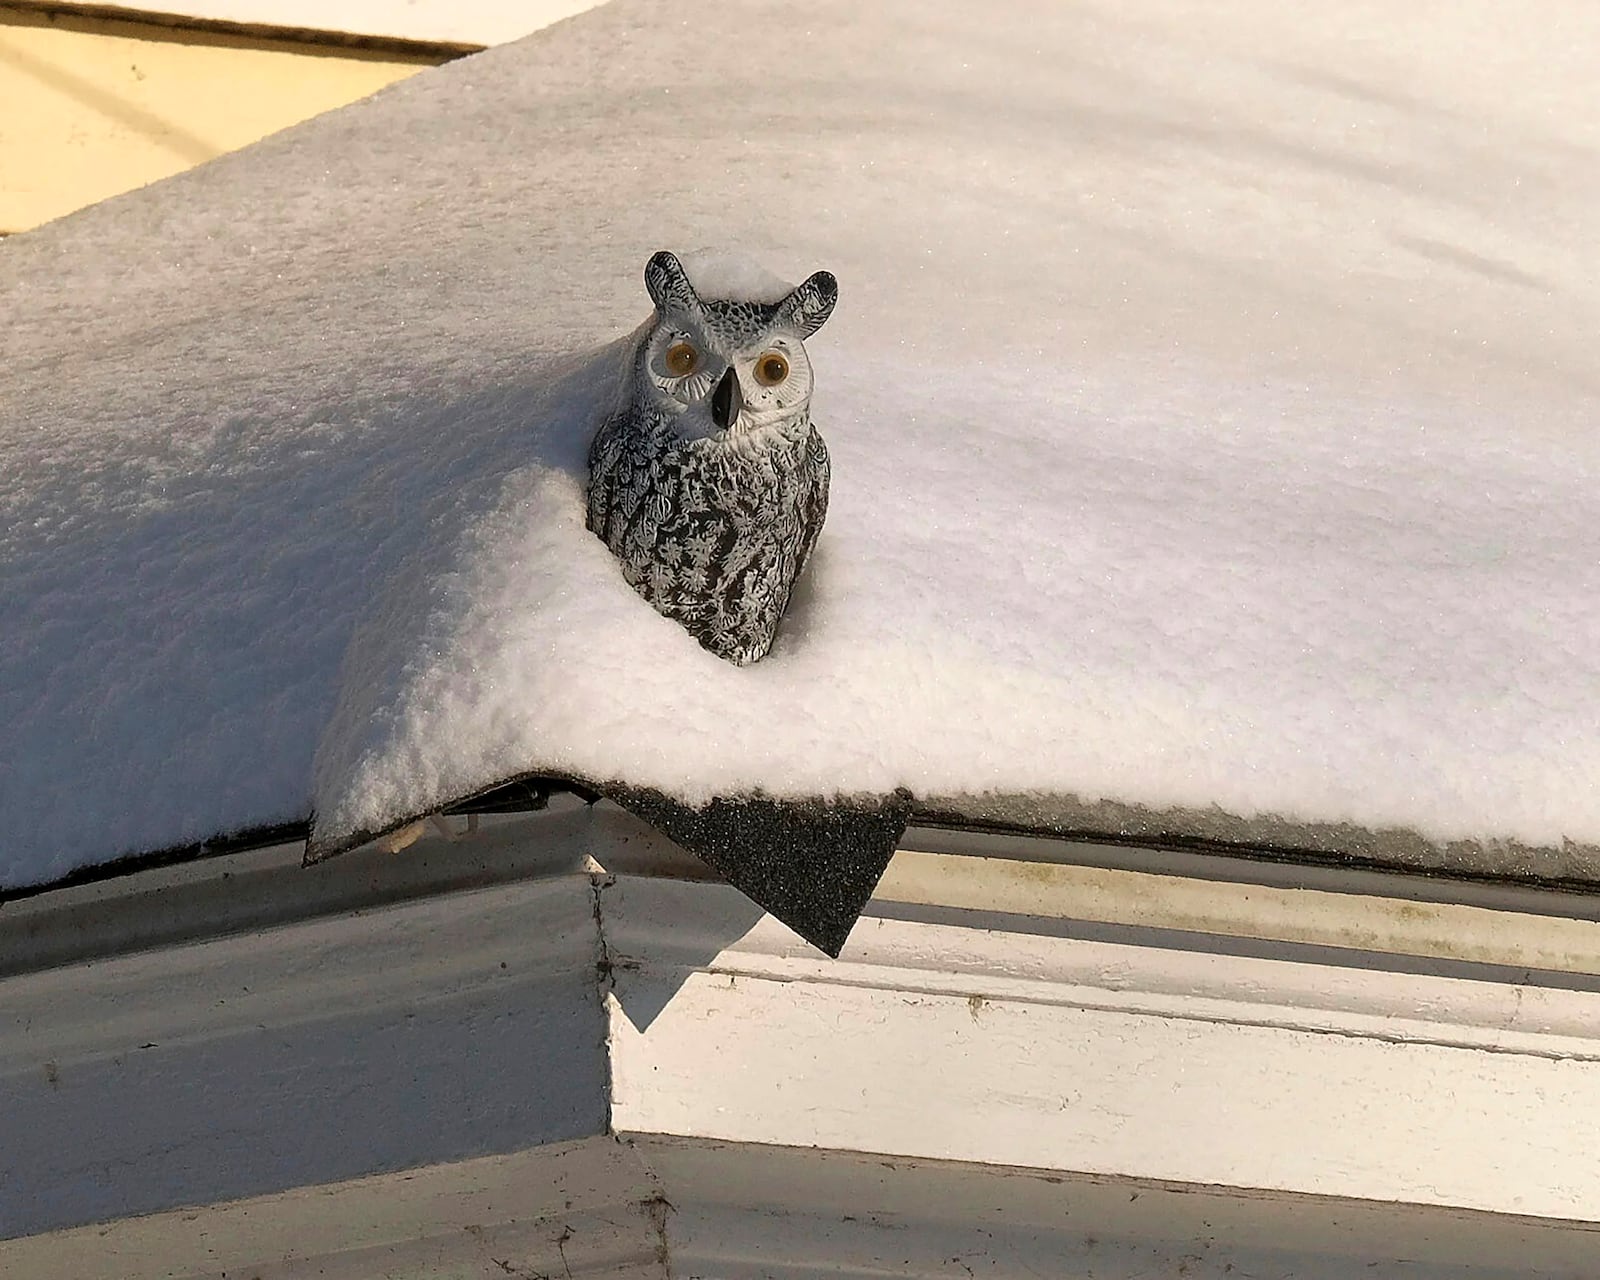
[8,1134,1600,1278]
[8,809,1600,1274]
[0,1138,672,1279]
[0,875,607,1236]
[883,847,1600,974]
[606,877,1600,1221]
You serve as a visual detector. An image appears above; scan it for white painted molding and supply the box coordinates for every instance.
[0,1138,670,1280]
[2,872,608,1237]
[647,1138,1600,1280]
[883,845,1600,975]
[605,876,1600,1220]
[0,803,605,976]
[12,1139,1600,1280]
[9,1135,1600,1278]
[9,806,1600,1274]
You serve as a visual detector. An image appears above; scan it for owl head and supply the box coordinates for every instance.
[630,249,838,442]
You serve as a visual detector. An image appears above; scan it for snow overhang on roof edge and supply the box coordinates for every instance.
[307,775,917,957]
[7,0,1600,928]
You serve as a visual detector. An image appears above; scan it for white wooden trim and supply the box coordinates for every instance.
[604,877,1600,1058]
[606,877,1600,1220]
[882,846,1600,975]
[646,1138,1600,1280]
[617,969,1600,1218]
[1,872,608,1238]
[11,1133,1600,1279]
[13,803,1600,981]
[9,808,1600,1263]
[0,803,603,976]
[0,1139,669,1279]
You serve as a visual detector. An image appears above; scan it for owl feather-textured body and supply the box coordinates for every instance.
[587,251,839,665]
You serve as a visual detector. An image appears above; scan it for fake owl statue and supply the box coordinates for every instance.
[587,250,839,665]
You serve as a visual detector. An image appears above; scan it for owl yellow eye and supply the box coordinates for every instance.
[665,342,699,377]
[754,351,790,386]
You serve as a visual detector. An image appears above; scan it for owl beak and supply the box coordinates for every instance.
[711,366,743,431]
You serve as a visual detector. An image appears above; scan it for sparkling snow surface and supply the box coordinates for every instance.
[4,1,1599,886]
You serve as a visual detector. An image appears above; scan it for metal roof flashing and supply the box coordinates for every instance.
[9,796,1600,984]
[283,774,1600,958]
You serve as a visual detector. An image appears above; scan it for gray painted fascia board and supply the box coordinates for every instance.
[1,864,611,1238]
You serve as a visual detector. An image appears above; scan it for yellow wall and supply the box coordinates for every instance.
[0,7,449,234]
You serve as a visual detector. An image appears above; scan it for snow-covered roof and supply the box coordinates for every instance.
[4,0,1599,905]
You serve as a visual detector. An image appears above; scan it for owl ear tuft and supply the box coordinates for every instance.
[778,270,838,338]
[645,251,702,317]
